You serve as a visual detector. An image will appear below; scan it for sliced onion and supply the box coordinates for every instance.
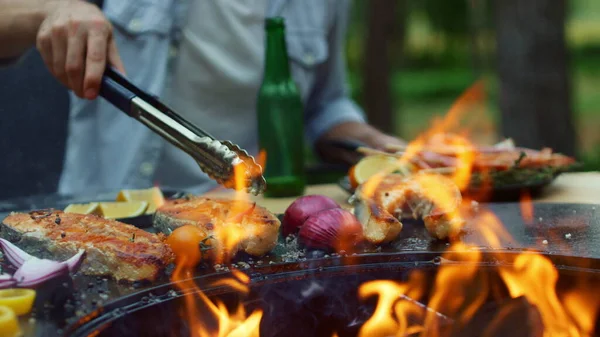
[0,274,16,289]
[13,257,69,288]
[0,239,85,288]
[0,239,32,268]
[64,249,85,272]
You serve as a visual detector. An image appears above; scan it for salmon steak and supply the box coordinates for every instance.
[154,197,280,257]
[1,210,174,282]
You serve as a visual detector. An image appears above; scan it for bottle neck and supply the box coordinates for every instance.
[263,26,291,82]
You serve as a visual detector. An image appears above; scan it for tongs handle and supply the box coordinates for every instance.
[99,67,137,116]
[99,66,214,139]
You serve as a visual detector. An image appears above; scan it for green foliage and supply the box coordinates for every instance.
[342,0,600,171]
[417,0,470,38]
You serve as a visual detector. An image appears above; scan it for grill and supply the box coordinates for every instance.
[65,251,600,337]
[1,195,599,337]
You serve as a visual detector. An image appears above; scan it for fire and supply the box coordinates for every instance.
[562,279,600,335]
[170,160,264,337]
[499,254,581,336]
[520,190,534,224]
[171,263,262,337]
[356,80,598,337]
[358,206,599,337]
[212,164,256,263]
[358,271,428,337]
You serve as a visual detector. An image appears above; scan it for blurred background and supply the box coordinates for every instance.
[0,0,598,199]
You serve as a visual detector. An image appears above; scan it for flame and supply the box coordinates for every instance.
[358,271,428,337]
[426,245,488,328]
[171,161,264,337]
[212,164,255,263]
[562,279,600,335]
[520,190,534,224]
[356,76,598,337]
[171,261,262,337]
[498,254,583,337]
[358,203,600,337]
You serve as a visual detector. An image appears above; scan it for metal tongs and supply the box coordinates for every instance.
[99,67,266,195]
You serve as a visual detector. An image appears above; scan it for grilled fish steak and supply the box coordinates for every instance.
[154,197,280,256]
[354,173,464,242]
[1,210,174,282]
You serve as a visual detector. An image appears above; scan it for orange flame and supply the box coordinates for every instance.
[520,190,534,224]
[358,271,428,337]
[498,254,585,337]
[358,205,600,337]
[171,258,262,337]
[171,163,264,337]
[356,76,597,337]
[212,164,255,263]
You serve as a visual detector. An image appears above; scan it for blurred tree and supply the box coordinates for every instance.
[363,0,407,134]
[422,0,470,38]
[494,0,576,156]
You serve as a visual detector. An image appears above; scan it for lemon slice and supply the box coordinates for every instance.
[350,155,403,187]
[0,305,20,337]
[64,202,101,215]
[0,289,35,316]
[116,187,165,214]
[99,201,148,219]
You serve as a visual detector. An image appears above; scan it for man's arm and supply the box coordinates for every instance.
[0,0,124,99]
[0,0,47,60]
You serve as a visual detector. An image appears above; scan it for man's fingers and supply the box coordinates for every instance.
[36,29,55,79]
[83,29,108,100]
[50,26,68,86]
[107,39,126,75]
[65,30,87,98]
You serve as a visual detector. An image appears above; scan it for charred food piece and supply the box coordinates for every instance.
[1,210,174,282]
[154,197,280,256]
[354,173,464,242]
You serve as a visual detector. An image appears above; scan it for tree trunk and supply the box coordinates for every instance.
[363,0,406,134]
[494,0,576,156]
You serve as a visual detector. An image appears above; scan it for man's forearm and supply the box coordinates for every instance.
[0,0,50,59]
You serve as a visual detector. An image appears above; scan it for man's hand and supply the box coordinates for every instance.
[316,122,407,165]
[36,1,125,99]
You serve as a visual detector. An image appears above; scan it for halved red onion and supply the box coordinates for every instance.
[0,238,31,267]
[283,195,341,237]
[13,257,69,288]
[299,208,364,252]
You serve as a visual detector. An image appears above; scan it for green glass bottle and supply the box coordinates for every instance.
[257,17,306,197]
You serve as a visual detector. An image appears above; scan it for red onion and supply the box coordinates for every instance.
[13,258,69,288]
[299,208,364,252]
[64,249,86,272]
[0,238,85,288]
[0,239,27,267]
[283,195,340,237]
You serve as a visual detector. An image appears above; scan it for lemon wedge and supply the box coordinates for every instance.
[0,289,35,316]
[0,305,20,337]
[64,202,101,215]
[116,187,165,214]
[350,155,403,187]
[99,201,148,219]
